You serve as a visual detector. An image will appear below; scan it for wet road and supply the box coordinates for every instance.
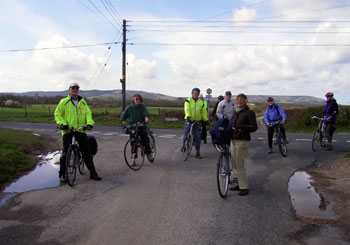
[0,122,349,244]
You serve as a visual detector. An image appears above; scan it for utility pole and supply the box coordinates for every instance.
[121,19,127,111]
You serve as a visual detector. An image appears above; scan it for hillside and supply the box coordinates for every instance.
[1,90,325,105]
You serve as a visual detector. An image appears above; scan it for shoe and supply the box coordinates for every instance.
[195,153,202,159]
[147,154,155,162]
[239,189,249,196]
[130,159,136,166]
[268,148,273,154]
[60,176,67,183]
[229,185,240,191]
[90,174,102,181]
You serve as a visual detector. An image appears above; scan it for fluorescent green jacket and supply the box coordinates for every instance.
[54,95,94,135]
[184,97,208,121]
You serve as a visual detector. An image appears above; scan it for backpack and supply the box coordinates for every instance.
[210,118,233,145]
[87,135,98,155]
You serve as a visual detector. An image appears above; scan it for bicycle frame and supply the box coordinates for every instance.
[269,121,287,157]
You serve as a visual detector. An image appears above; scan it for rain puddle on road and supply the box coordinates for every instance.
[0,151,62,206]
[288,171,337,223]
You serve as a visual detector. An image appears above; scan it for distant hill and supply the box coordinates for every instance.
[0,90,325,105]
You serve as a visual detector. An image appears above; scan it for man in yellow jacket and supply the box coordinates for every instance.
[54,82,101,182]
[182,88,208,159]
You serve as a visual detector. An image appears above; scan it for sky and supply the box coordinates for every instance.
[0,0,350,104]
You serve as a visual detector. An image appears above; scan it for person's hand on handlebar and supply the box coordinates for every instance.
[87,125,93,131]
[282,119,286,124]
[266,122,271,126]
[145,117,150,124]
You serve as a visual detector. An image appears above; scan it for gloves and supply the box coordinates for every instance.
[87,125,93,130]
[61,125,69,130]
[206,120,209,126]
[186,117,191,123]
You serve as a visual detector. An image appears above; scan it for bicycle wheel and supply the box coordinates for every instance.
[183,134,193,161]
[65,145,77,186]
[277,131,287,157]
[124,139,145,171]
[78,156,85,175]
[147,133,156,162]
[312,130,321,151]
[217,154,229,198]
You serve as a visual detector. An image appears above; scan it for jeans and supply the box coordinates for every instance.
[183,122,202,152]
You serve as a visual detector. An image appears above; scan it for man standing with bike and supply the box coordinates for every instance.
[323,92,338,150]
[182,88,208,159]
[121,94,154,166]
[55,82,102,182]
[229,93,257,196]
[264,97,288,154]
[216,91,235,120]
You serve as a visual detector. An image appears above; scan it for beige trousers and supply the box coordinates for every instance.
[230,140,250,189]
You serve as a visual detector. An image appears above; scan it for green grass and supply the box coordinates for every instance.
[0,127,48,188]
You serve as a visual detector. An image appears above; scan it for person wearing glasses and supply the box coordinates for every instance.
[182,88,208,159]
[323,92,338,150]
[121,94,154,166]
[55,82,102,182]
[229,93,257,196]
[264,97,288,154]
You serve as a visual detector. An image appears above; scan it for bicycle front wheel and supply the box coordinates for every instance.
[312,130,320,151]
[147,133,156,162]
[277,131,287,157]
[183,134,193,161]
[66,145,78,186]
[217,154,229,198]
[124,139,145,171]
[78,157,86,175]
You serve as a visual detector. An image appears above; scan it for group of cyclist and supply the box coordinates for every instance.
[54,82,339,195]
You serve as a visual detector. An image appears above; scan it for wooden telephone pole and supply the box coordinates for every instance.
[121,19,126,111]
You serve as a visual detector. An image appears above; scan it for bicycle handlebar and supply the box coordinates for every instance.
[57,125,87,132]
[311,116,326,122]
[268,120,282,127]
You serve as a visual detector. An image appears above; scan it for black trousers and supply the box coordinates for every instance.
[267,125,286,148]
[201,121,207,143]
[325,123,336,143]
[59,133,97,177]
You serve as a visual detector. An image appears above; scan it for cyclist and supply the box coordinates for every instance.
[182,88,208,159]
[229,93,257,196]
[211,95,224,121]
[264,97,288,154]
[121,94,154,166]
[323,92,338,150]
[54,82,102,182]
[200,94,209,144]
[216,91,235,120]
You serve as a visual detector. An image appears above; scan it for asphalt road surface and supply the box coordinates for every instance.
[0,122,349,244]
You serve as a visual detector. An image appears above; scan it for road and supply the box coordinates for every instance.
[0,122,349,244]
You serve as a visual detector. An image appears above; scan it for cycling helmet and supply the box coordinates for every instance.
[192,87,200,94]
[218,95,224,100]
[325,92,334,97]
[267,96,274,101]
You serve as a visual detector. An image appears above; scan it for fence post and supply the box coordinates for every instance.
[158,107,161,119]
[24,106,27,117]
[48,106,50,116]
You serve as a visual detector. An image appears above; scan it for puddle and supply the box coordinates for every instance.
[288,171,337,223]
[0,151,62,206]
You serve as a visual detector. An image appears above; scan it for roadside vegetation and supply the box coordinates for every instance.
[1,95,349,132]
[0,128,49,188]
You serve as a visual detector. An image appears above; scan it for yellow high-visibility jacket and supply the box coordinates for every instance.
[184,97,208,121]
[54,95,94,135]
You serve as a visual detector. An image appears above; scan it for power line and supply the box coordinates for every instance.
[88,0,120,30]
[129,29,350,34]
[105,0,123,23]
[0,42,120,53]
[129,43,350,47]
[100,0,122,27]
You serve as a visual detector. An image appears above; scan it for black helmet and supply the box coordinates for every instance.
[218,95,224,100]
[192,87,200,94]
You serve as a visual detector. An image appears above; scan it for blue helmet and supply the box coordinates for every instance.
[192,87,200,94]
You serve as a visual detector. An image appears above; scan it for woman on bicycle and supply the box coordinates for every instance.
[323,92,338,150]
[229,93,257,196]
[264,97,288,154]
[54,82,102,182]
[121,94,154,166]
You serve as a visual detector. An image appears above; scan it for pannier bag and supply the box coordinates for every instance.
[87,135,98,155]
[210,118,233,145]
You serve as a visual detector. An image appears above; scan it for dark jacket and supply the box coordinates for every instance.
[323,99,338,124]
[231,106,258,141]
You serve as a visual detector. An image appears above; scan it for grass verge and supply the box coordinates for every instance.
[0,127,48,189]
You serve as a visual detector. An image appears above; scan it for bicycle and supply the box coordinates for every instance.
[182,120,201,161]
[311,116,327,151]
[269,121,287,157]
[216,143,237,198]
[59,125,87,187]
[123,122,156,171]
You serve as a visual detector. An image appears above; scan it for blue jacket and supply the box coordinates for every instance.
[264,104,287,123]
[323,99,338,124]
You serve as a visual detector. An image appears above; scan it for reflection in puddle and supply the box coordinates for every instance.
[288,171,337,222]
[0,151,62,206]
